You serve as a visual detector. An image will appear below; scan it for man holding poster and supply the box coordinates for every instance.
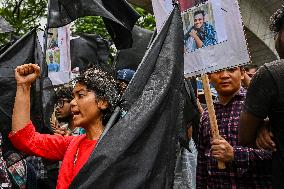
[197,67,272,188]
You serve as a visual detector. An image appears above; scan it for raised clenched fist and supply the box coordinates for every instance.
[15,63,40,85]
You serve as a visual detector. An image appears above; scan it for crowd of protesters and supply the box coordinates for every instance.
[1,3,284,189]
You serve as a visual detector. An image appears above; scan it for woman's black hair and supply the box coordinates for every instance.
[74,64,120,125]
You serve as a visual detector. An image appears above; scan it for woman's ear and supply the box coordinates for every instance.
[98,99,108,110]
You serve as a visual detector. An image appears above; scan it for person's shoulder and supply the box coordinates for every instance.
[251,61,283,84]
[264,59,284,68]
[204,22,214,28]
[264,60,284,77]
[250,64,271,82]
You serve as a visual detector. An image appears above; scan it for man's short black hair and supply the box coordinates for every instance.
[244,64,258,72]
[270,5,284,33]
[194,10,205,17]
[54,84,73,102]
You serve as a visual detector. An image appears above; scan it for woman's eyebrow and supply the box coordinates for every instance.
[72,89,86,95]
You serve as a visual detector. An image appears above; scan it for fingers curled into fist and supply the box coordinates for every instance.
[16,63,40,76]
[15,63,41,85]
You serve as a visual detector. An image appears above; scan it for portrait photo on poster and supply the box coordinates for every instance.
[43,25,72,85]
[182,1,227,53]
[183,0,250,77]
[47,49,60,73]
[47,28,59,49]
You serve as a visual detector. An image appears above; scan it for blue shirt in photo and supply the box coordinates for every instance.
[48,62,60,72]
[184,22,217,52]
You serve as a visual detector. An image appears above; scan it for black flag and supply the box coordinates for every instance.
[0,29,55,150]
[48,0,140,50]
[70,33,110,71]
[114,25,154,71]
[70,5,184,189]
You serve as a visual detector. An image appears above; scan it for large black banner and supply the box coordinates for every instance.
[0,29,55,150]
[70,5,184,189]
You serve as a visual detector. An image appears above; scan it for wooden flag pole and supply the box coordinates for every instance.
[201,74,226,169]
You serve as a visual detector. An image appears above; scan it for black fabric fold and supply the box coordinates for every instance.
[48,0,140,50]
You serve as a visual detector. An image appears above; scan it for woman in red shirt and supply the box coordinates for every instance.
[9,64,119,189]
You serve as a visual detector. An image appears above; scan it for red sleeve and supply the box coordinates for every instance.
[9,121,74,161]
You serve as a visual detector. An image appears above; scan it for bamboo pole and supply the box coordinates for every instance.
[201,74,226,169]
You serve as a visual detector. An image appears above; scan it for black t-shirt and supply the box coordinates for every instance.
[244,61,284,153]
[244,60,284,187]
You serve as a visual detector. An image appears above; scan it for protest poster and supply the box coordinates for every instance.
[152,0,250,77]
[153,0,250,169]
[38,25,71,85]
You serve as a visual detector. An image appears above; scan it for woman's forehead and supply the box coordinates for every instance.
[73,83,87,93]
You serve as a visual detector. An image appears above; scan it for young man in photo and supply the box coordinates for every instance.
[184,10,217,52]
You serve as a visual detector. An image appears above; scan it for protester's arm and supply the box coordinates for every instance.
[211,138,271,162]
[239,111,262,145]
[211,138,234,162]
[10,64,74,160]
[239,66,276,146]
[12,64,40,132]
[231,145,272,175]
[190,29,203,48]
[9,122,74,160]
[240,114,276,151]
[211,138,271,173]
[255,124,276,151]
[196,115,208,189]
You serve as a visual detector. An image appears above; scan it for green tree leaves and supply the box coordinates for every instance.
[0,0,47,45]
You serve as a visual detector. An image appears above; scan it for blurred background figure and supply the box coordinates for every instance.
[241,64,258,88]
[47,54,59,72]
[244,64,258,78]
[52,84,85,136]
[116,69,135,95]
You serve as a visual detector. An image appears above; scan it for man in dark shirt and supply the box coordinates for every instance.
[239,6,284,189]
